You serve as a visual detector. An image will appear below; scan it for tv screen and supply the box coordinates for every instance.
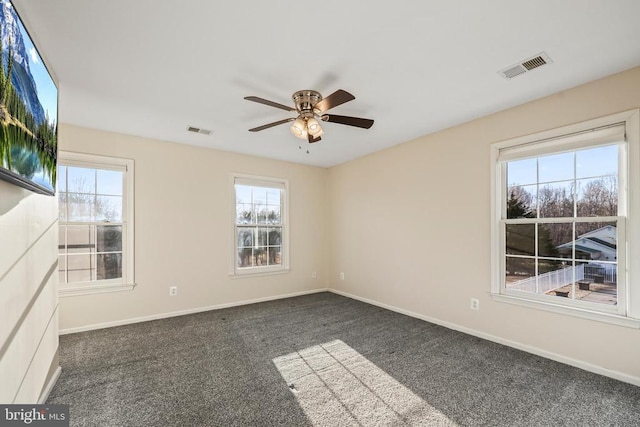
[0,0,57,195]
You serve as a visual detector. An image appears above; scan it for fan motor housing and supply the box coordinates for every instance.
[292,90,322,113]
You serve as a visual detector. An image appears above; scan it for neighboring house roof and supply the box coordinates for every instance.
[556,225,617,260]
[587,237,616,249]
[576,225,617,247]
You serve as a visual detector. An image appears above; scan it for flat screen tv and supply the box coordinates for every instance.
[0,0,57,195]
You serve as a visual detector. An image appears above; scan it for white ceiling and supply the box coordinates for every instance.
[13,0,640,167]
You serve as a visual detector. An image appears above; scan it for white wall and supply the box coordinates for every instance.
[0,180,58,402]
[328,66,640,383]
[58,125,329,331]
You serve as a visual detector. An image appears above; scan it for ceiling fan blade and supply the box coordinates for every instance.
[307,134,322,143]
[321,114,374,129]
[248,118,295,132]
[244,96,296,112]
[313,89,355,113]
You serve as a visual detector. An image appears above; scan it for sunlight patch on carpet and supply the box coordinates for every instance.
[273,339,457,426]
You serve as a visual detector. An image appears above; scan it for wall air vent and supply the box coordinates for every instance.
[498,52,553,79]
[187,126,212,135]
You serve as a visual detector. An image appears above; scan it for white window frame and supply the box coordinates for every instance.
[231,173,289,277]
[490,109,640,328]
[57,151,135,296]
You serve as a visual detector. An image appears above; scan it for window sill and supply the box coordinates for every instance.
[59,282,136,297]
[491,293,640,329]
[229,268,290,279]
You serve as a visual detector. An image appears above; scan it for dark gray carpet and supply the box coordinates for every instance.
[47,292,640,426]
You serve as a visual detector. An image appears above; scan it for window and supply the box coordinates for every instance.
[57,152,134,295]
[233,174,288,275]
[491,110,640,326]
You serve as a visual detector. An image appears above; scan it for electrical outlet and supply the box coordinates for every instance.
[340,272,345,280]
[169,286,178,296]
[470,298,480,310]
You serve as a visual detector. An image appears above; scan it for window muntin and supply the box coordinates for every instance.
[233,176,287,274]
[57,153,134,293]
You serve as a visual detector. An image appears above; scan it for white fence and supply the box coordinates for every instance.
[584,264,617,284]
[508,264,585,294]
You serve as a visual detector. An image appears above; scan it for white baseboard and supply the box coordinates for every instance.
[38,366,61,404]
[328,288,640,388]
[59,288,329,335]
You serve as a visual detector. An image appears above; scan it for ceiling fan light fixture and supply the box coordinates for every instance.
[290,117,307,139]
[307,118,322,136]
[245,89,374,142]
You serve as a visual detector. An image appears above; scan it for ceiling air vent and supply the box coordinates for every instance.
[187,126,212,135]
[498,52,553,79]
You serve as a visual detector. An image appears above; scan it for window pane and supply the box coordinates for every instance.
[268,246,282,265]
[507,158,537,187]
[538,152,574,183]
[96,169,123,195]
[582,262,617,305]
[256,206,268,224]
[97,253,122,280]
[67,167,95,194]
[576,177,617,217]
[539,181,574,218]
[268,228,282,246]
[254,247,268,266]
[57,166,67,192]
[237,227,253,248]
[266,205,281,224]
[544,261,618,305]
[573,222,617,261]
[539,223,573,259]
[235,185,252,204]
[252,188,267,205]
[576,145,618,179]
[506,224,535,256]
[506,185,537,219]
[266,188,281,206]
[237,248,254,268]
[97,225,122,252]
[66,225,95,254]
[67,193,96,222]
[505,257,535,288]
[67,254,96,283]
[236,203,253,224]
[538,262,575,297]
[96,195,123,222]
[257,227,268,246]
[58,192,67,222]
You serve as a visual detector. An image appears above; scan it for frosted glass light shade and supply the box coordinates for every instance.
[307,118,322,136]
[290,118,307,139]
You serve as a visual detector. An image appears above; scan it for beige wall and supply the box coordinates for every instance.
[58,125,329,331]
[328,66,640,382]
[0,180,58,402]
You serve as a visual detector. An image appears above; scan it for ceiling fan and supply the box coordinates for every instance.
[244,89,374,143]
